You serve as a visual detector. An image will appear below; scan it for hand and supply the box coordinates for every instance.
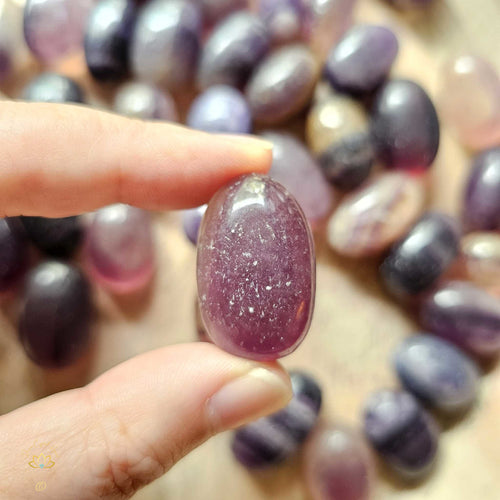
[0,102,292,499]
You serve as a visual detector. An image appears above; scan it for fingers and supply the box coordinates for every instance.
[0,101,272,217]
[0,343,291,500]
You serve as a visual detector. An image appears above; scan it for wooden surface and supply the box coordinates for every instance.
[1,0,500,499]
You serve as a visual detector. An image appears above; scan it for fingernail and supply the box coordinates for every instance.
[207,366,292,431]
[217,134,274,151]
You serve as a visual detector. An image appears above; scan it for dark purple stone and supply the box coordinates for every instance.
[0,218,28,292]
[232,371,322,468]
[197,11,269,90]
[84,0,137,81]
[463,147,500,231]
[22,72,85,103]
[20,216,83,258]
[380,212,461,297]
[19,261,92,368]
[420,281,500,358]
[182,205,207,245]
[394,335,479,414]
[257,0,306,44]
[371,79,440,170]
[325,24,399,95]
[363,389,438,478]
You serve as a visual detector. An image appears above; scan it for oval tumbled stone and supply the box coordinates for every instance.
[197,174,315,360]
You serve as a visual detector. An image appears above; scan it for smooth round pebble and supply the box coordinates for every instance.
[257,0,306,44]
[0,218,28,292]
[22,72,85,103]
[182,205,207,245]
[461,232,500,288]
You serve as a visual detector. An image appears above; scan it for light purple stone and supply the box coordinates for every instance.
[325,24,399,95]
[257,0,306,44]
[187,85,252,134]
[197,174,315,360]
[262,131,334,226]
[182,204,207,245]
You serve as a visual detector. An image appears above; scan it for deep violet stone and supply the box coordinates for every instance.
[232,371,322,468]
[0,218,28,292]
[18,261,92,368]
[371,79,440,170]
[197,174,315,360]
[325,24,398,95]
[257,0,306,44]
[363,389,438,478]
[22,72,85,103]
[182,205,207,245]
[394,334,479,414]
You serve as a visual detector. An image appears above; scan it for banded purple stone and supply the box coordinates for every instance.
[182,205,207,246]
[0,218,28,293]
[22,72,85,103]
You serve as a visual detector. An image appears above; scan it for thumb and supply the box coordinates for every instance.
[0,343,291,499]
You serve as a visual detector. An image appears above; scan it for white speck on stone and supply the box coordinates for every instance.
[248,307,254,313]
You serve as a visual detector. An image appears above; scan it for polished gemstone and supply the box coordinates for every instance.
[304,424,374,500]
[197,11,269,89]
[363,389,438,478]
[463,147,500,231]
[371,79,440,170]
[199,0,246,23]
[113,82,178,121]
[394,335,479,414]
[327,173,425,257]
[437,55,500,150]
[461,232,500,288]
[257,0,306,44]
[262,131,334,225]
[246,44,319,124]
[187,85,251,134]
[197,174,315,360]
[420,281,500,357]
[182,204,207,245]
[131,0,201,90]
[0,217,28,292]
[22,72,85,103]
[19,261,92,368]
[232,371,321,468]
[85,204,155,294]
[380,212,460,297]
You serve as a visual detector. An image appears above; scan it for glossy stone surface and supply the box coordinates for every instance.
[318,132,374,191]
[0,218,28,292]
[113,82,178,121]
[22,72,85,103]
[363,389,438,478]
[187,85,251,134]
[232,371,322,468]
[463,147,500,231]
[327,173,425,257]
[420,281,500,357]
[19,261,92,368]
[304,424,374,500]
[371,79,440,170]
[85,204,155,294]
[84,0,136,81]
[257,0,306,44]
[394,335,479,414]
[23,0,95,62]
[306,94,368,155]
[325,25,398,95]
[246,44,319,125]
[262,131,334,225]
[461,232,500,287]
[131,0,201,90]
[437,55,500,150]
[182,204,207,245]
[380,212,461,297]
[197,12,269,90]
[199,0,246,23]
[20,216,82,258]
[197,174,315,360]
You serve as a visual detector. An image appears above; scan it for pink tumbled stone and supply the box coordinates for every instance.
[197,174,315,360]
[85,204,155,294]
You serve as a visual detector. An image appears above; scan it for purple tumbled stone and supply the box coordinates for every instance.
[197,174,315,360]
[197,11,269,90]
[363,389,438,478]
[371,79,440,171]
[394,335,479,414]
[182,204,207,245]
[19,261,92,368]
[420,281,500,358]
[232,371,322,468]
[187,85,252,134]
[257,0,306,45]
[0,218,28,292]
[463,147,500,232]
[85,204,155,294]
[262,131,334,226]
[22,72,85,103]
[131,0,201,90]
[325,24,398,95]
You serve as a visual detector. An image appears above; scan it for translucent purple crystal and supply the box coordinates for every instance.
[463,147,500,232]
[257,0,306,44]
[19,261,92,368]
[22,72,85,103]
[197,174,315,360]
[325,24,398,95]
[182,204,207,245]
[0,218,28,292]
[371,79,440,170]
[187,85,252,134]
[232,371,321,468]
[420,281,500,358]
